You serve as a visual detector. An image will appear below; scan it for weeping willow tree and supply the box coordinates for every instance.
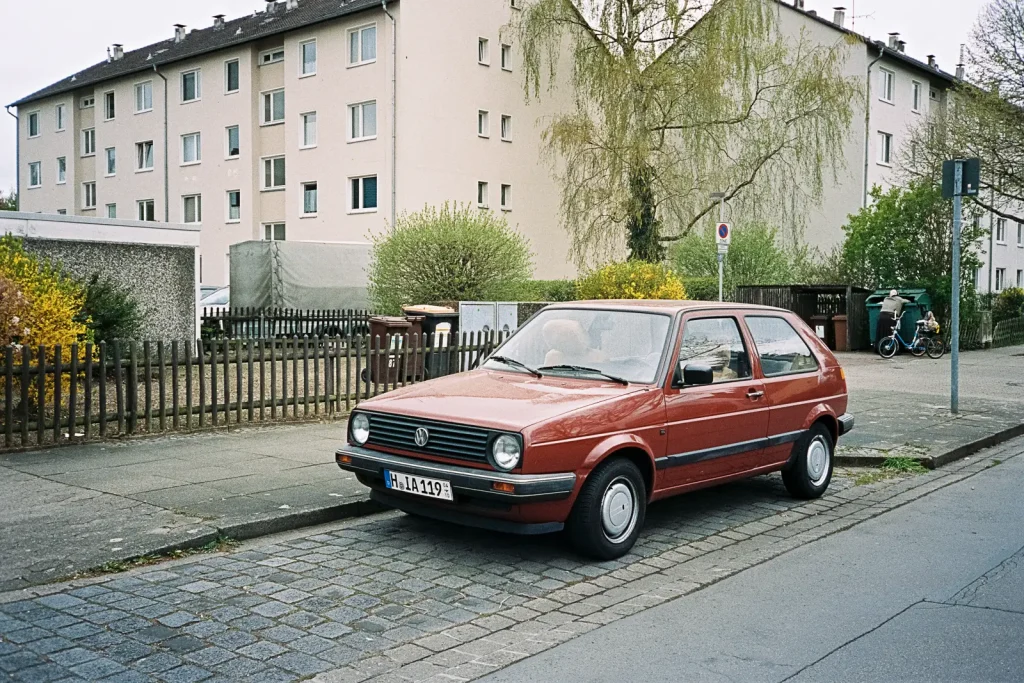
[509,0,860,265]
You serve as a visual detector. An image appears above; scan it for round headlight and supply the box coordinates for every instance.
[491,434,521,471]
[351,413,370,445]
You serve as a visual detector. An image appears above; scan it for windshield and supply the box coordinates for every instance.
[485,309,672,384]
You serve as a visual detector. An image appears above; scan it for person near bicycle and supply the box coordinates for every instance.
[877,289,910,345]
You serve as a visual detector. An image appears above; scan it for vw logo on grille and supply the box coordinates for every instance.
[414,427,430,448]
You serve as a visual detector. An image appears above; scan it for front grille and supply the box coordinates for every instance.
[365,412,491,462]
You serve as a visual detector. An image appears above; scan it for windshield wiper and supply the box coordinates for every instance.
[488,355,543,378]
[537,365,629,385]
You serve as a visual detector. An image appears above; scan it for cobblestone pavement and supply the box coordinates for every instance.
[1,440,1019,683]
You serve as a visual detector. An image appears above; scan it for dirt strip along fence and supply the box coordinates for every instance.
[0,331,507,452]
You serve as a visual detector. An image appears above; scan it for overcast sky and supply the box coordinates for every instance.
[0,0,989,193]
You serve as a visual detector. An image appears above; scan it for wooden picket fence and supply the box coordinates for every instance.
[201,307,373,339]
[0,331,506,452]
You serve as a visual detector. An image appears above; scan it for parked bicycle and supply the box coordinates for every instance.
[877,312,945,359]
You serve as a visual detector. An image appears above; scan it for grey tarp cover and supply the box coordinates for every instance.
[229,240,371,309]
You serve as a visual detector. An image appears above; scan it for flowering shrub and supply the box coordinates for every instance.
[0,273,30,346]
[576,261,687,300]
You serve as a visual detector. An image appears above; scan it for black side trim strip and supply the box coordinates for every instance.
[655,430,806,470]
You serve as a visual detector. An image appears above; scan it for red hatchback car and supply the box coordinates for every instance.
[337,301,853,559]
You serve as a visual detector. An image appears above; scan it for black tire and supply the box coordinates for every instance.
[878,336,898,359]
[926,337,945,359]
[782,423,834,500]
[566,458,647,560]
[910,338,927,357]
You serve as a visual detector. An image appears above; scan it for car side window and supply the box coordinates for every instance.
[745,316,819,376]
[677,317,752,383]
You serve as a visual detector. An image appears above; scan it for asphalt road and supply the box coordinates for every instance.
[482,436,1024,683]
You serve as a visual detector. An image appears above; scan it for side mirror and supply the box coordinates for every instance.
[682,363,714,387]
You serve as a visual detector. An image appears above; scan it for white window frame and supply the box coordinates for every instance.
[55,104,66,132]
[80,96,95,110]
[262,155,286,191]
[104,147,116,177]
[181,132,202,165]
[477,181,489,208]
[226,125,240,159]
[478,38,490,65]
[28,162,41,189]
[501,44,512,71]
[182,194,203,225]
[300,39,317,77]
[995,267,1006,291]
[259,48,285,66]
[181,69,201,103]
[261,89,285,126]
[350,175,378,213]
[137,199,155,222]
[911,80,922,113]
[264,222,286,241]
[501,183,511,211]
[82,128,96,157]
[136,141,154,172]
[478,110,489,138]
[996,218,1007,244]
[226,190,241,223]
[302,181,318,216]
[1018,269,1024,288]
[878,131,893,166]
[348,101,377,141]
[134,81,153,114]
[56,157,66,184]
[83,182,96,209]
[1018,222,1023,247]
[301,112,318,148]
[27,111,40,138]
[348,24,377,66]
[103,91,116,120]
[879,68,895,103]
[105,203,117,219]
[225,59,240,94]
[501,114,512,141]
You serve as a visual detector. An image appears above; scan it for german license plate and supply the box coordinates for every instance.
[383,469,453,501]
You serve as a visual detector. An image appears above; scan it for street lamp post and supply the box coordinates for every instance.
[711,192,726,302]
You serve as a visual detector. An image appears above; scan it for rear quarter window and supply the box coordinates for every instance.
[745,316,820,376]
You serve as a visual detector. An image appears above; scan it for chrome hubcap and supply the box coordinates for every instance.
[601,478,637,542]
[807,436,830,487]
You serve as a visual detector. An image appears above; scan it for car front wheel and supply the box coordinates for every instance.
[782,423,834,499]
[567,458,646,560]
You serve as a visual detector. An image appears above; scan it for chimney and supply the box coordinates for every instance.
[956,63,965,79]
[266,1,277,13]
[927,54,937,68]
[286,0,298,9]
[808,9,817,16]
[794,0,805,9]
[112,44,124,61]
[897,40,906,53]
[213,14,226,29]
[887,33,900,49]
[174,24,187,43]
[833,7,846,27]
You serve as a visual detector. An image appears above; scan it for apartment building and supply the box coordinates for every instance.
[12,0,574,285]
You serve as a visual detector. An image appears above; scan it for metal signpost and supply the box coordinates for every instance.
[716,222,731,302]
[941,158,981,415]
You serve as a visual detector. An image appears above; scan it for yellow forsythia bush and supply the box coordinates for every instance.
[576,261,688,300]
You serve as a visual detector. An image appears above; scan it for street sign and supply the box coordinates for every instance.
[716,222,731,246]
[942,158,981,198]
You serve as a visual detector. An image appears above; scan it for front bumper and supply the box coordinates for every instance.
[335,444,577,503]
[838,413,855,436]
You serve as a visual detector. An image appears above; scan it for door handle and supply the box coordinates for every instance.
[747,389,764,400]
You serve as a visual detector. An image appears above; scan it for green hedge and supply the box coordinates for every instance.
[682,277,720,301]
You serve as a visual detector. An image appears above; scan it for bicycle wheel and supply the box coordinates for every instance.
[926,337,945,359]
[878,336,899,359]
[910,337,927,357]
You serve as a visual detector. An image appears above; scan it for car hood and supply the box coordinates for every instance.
[356,369,646,432]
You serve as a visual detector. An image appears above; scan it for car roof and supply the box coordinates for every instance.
[544,300,791,315]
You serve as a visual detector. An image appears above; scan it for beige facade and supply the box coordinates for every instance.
[16,0,574,286]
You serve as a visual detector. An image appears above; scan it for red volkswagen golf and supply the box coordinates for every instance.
[337,301,853,559]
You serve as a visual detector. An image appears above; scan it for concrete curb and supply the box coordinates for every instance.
[837,421,1024,469]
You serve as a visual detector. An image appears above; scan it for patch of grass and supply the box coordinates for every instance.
[853,457,928,486]
[991,459,1003,467]
[73,537,239,579]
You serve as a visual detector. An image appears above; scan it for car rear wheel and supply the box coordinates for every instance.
[782,423,833,499]
[566,458,646,560]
